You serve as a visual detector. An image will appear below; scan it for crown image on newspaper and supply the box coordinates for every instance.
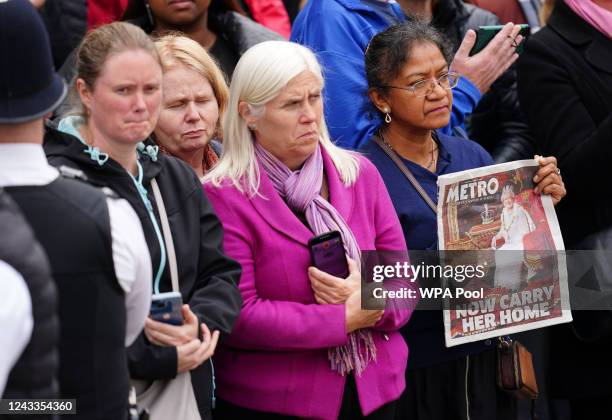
[480,203,495,225]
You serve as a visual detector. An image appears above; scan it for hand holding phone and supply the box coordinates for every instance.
[469,24,530,56]
[451,23,523,93]
[146,302,200,348]
[309,257,361,304]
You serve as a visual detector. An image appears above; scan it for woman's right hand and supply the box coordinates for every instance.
[344,289,384,333]
[451,23,522,94]
[309,258,361,304]
[177,323,220,373]
[145,304,199,347]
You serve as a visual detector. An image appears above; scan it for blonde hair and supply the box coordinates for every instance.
[154,34,229,138]
[69,22,160,118]
[204,41,360,195]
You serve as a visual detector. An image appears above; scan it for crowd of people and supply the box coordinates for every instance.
[0,0,610,419]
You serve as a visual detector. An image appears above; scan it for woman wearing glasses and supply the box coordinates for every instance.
[361,22,566,420]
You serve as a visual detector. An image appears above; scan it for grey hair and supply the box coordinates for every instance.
[204,41,360,195]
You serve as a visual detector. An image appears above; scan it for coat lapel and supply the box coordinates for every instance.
[249,147,356,246]
[250,159,315,246]
[322,147,355,226]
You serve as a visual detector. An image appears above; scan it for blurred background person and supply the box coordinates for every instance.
[0,2,152,418]
[120,0,282,79]
[223,0,292,38]
[44,21,242,419]
[204,40,416,419]
[40,0,129,68]
[291,0,523,149]
[361,21,565,420]
[466,0,543,30]
[154,34,229,180]
[518,0,612,418]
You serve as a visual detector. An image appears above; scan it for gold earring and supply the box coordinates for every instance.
[384,112,392,124]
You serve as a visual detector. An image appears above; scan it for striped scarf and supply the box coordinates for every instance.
[255,141,376,376]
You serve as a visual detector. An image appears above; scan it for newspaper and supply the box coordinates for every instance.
[437,160,572,347]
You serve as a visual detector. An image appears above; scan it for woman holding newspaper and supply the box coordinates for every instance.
[360,22,565,420]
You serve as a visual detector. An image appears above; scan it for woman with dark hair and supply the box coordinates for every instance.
[361,21,565,420]
[121,0,282,78]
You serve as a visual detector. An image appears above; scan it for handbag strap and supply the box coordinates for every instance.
[373,133,437,214]
[151,178,179,293]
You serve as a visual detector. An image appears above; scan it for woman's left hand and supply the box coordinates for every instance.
[308,258,361,305]
[533,156,566,206]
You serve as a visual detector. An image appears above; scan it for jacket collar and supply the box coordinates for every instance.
[250,146,355,246]
[548,1,612,75]
[43,122,164,183]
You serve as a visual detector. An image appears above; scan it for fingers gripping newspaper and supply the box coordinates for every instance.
[437,160,572,347]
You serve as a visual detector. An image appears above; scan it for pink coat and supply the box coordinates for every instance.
[204,149,416,419]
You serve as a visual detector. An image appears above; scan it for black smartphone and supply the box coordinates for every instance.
[469,24,530,56]
[308,231,350,278]
[150,292,184,325]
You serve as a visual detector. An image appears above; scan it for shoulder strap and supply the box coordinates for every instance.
[57,165,119,199]
[150,178,179,293]
[373,134,437,214]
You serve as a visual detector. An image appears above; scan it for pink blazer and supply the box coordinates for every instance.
[204,149,416,419]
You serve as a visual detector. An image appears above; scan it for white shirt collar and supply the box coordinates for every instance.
[0,143,59,187]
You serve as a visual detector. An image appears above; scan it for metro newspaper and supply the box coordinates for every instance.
[437,160,572,347]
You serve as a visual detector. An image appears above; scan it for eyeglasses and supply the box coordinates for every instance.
[379,72,460,98]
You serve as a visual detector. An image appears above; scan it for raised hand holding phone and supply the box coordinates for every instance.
[450,22,523,94]
[469,24,530,56]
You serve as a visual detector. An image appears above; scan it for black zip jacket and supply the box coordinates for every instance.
[43,125,242,417]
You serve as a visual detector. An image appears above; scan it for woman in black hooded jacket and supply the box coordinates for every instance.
[45,21,242,420]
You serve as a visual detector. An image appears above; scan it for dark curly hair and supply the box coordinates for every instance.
[365,21,452,96]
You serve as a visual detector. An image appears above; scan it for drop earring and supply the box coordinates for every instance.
[384,109,392,124]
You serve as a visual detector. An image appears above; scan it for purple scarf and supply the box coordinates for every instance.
[255,141,376,376]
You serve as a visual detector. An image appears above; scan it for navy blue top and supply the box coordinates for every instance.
[361,131,496,369]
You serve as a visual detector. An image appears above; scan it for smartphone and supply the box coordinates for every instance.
[469,24,530,56]
[150,291,184,325]
[308,231,350,278]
